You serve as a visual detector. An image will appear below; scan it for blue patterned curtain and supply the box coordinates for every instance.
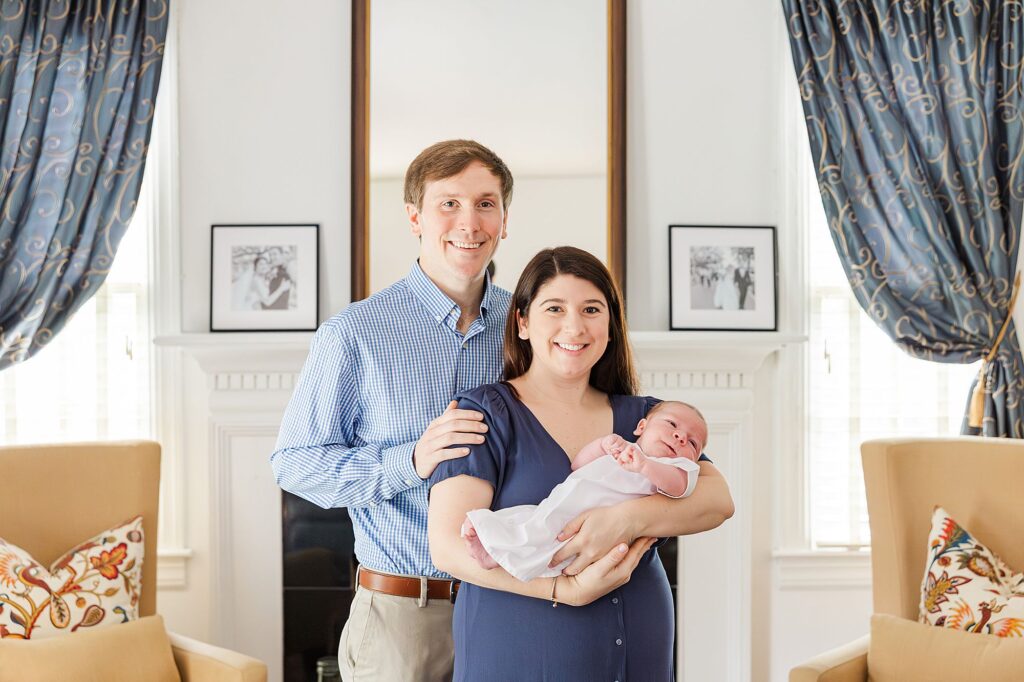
[784,1,1024,437]
[0,0,168,369]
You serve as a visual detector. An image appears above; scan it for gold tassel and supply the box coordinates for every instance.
[969,271,1022,430]
[968,361,986,428]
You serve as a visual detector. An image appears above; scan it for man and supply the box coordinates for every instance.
[272,140,514,681]
[735,260,753,310]
[262,247,292,310]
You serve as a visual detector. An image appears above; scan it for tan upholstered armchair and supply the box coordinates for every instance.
[0,441,267,682]
[790,437,1024,681]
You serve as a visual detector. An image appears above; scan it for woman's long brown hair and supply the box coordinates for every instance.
[503,246,638,396]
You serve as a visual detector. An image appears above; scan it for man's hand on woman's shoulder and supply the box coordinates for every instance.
[414,400,489,479]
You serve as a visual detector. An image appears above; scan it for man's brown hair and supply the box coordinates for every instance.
[404,139,514,210]
[503,246,637,396]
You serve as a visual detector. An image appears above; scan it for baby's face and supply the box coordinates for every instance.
[634,403,706,461]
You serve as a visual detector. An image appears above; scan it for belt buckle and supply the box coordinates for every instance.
[418,576,428,608]
[449,579,460,604]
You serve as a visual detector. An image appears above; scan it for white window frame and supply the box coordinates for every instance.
[148,6,192,584]
[776,32,814,555]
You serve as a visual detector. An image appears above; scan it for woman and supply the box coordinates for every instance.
[713,265,740,310]
[246,255,291,310]
[428,247,734,680]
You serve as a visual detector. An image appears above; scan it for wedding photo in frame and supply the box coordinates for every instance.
[210,223,319,332]
[669,224,777,331]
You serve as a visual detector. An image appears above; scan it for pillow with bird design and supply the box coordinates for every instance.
[0,516,144,639]
[920,507,1024,637]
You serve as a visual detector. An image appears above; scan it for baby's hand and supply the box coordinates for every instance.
[462,515,499,570]
[601,434,629,456]
[615,443,647,473]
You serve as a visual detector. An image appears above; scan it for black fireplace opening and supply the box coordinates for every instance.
[282,491,357,682]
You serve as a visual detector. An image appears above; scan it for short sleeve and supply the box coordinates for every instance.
[641,395,713,463]
[428,385,513,495]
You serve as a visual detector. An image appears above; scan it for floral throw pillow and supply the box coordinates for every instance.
[0,516,144,639]
[920,507,1024,637]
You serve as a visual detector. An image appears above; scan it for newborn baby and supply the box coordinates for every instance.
[462,400,707,581]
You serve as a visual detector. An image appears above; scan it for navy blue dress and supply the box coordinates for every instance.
[430,382,682,682]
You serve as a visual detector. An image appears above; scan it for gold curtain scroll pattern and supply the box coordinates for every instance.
[0,0,167,368]
[785,0,1024,436]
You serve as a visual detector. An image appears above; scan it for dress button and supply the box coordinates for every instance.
[611,597,619,604]
[615,638,622,646]
[462,342,467,348]
[405,479,413,486]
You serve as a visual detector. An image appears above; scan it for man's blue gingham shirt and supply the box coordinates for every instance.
[272,262,511,577]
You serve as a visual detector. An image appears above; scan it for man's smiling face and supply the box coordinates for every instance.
[407,160,508,288]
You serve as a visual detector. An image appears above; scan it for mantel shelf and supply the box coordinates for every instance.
[154,332,313,348]
[630,331,806,374]
[155,331,806,350]
[153,333,313,375]
[153,331,807,377]
[630,331,806,349]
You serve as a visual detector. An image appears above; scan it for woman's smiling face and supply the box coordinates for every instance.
[517,274,610,381]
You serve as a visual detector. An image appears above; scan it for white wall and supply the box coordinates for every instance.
[177,0,350,333]
[160,2,349,677]
[163,2,873,681]
[627,0,783,331]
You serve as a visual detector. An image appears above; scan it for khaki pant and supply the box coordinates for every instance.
[338,582,454,682]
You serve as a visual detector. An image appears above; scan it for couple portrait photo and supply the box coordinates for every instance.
[689,246,756,312]
[230,245,296,312]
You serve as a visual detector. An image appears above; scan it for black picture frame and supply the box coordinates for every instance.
[210,223,320,332]
[668,224,778,331]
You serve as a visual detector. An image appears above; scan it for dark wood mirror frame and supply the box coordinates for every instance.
[350,0,626,302]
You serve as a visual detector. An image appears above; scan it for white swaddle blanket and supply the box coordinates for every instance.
[464,453,700,581]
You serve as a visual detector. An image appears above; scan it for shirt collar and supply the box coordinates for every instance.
[404,261,497,326]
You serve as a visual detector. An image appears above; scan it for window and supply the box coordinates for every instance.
[0,149,157,444]
[801,138,979,550]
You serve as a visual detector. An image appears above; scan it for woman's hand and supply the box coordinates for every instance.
[550,505,638,575]
[557,537,656,606]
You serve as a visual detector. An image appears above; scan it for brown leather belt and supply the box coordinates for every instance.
[358,566,460,603]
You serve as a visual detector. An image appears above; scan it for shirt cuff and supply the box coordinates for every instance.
[382,441,422,493]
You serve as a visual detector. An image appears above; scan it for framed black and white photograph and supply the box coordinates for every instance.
[210,224,319,332]
[669,224,777,331]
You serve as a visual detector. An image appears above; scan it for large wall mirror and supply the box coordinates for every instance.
[351,0,626,300]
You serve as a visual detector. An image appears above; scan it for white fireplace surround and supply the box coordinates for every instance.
[153,329,798,679]
[154,330,801,682]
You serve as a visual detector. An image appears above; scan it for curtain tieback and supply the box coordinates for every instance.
[968,271,1023,428]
